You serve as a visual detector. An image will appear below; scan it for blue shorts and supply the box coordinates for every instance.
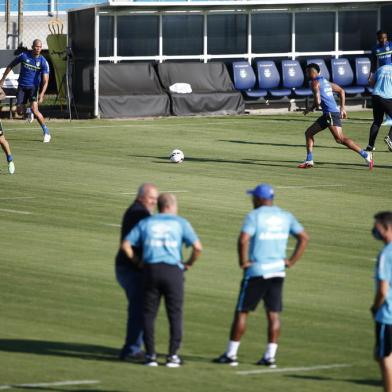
[316,112,342,129]
[236,276,284,312]
[375,322,392,359]
[16,86,39,105]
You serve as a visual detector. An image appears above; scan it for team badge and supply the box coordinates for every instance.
[239,69,247,79]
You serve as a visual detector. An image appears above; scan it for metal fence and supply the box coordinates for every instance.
[0,14,67,50]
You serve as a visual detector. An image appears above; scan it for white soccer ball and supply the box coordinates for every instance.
[169,149,184,163]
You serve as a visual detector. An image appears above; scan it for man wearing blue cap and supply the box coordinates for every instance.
[214,184,309,367]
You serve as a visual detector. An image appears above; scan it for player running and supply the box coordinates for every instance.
[298,63,374,170]
[0,121,15,174]
[0,39,51,143]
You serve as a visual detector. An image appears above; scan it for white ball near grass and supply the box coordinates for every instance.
[169,149,185,163]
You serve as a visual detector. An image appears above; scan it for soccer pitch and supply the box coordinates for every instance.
[0,111,390,391]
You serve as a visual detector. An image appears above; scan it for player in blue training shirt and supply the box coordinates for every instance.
[298,63,374,170]
[371,31,392,74]
[0,39,51,143]
[371,211,392,392]
[121,193,202,368]
[214,184,309,367]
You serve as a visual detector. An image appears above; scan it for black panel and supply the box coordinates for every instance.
[339,11,377,51]
[163,15,203,56]
[252,13,291,53]
[117,15,159,56]
[208,14,247,55]
[296,12,334,52]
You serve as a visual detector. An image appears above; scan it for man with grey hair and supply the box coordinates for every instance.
[122,193,202,367]
[115,183,158,361]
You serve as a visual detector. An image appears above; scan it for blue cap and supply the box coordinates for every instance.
[246,183,274,200]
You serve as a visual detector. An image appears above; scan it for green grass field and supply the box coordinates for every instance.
[0,111,390,391]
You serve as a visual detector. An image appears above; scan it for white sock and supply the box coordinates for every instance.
[226,340,240,358]
[264,343,278,360]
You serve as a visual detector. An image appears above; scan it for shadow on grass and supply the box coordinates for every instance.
[286,374,382,388]
[0,339,118,362]
[14,388,121,392]
[131,154,390,170]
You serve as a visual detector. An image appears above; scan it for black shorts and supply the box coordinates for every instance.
[236,276,284,312]
[316,112,342,129]
[375,322,392,359]
[16,86,39,105]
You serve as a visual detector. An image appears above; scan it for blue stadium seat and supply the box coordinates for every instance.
[355,57,373,93]
[281,60,312,97]
[306,58,330,80]
[331,58,365,95]
[232,61,267,98]
[256,60,291,97]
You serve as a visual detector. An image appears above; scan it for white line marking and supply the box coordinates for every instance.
[121,190,189,195]
[276,184,345,189]
[0,196,35,200]
[237,363,351,376]
[0,208,32,215]
[104,223,121,228]
[0,380,100,390]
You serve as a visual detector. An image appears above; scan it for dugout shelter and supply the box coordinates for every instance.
[68,0,392,118]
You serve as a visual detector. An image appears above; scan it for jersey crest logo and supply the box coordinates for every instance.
[36,61,41,66]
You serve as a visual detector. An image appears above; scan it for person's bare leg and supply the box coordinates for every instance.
[329,126,363,153]
[379,355,392,392]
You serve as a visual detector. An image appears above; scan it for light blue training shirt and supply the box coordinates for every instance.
[126,213,199,269]
[375,242,392,324]
[316,76,339,114]
[373,64,392,99]
[241,205,304,279]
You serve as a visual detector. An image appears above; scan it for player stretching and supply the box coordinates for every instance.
[298,63,373,170]
[0,39,51,143]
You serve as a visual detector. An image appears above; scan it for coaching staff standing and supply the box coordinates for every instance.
[371,211,392,392]
[215,184,309,367]
[122,193,202,367]
[115,183,158,361]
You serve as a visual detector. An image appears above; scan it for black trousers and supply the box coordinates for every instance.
[368,95,392,147]
[143,263,184,356]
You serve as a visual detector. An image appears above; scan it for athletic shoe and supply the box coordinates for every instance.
[384,136,392,152]
[25,109,34,123]
[297,160,314,169]
[213,353,239,367]
[256,357,277,368]
[365,151,374,170]
[166,355,183,368]
[365,145,376,152]
[8,161,15,175]
[144,354,158,367]
[43,133,51,143]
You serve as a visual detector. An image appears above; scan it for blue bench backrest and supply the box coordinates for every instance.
[355,57,371,86]
[256,61,280,89]
[281,60,304,88]
[306,58,330,80]
[232,61,256,90]
[331,58,354,86]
